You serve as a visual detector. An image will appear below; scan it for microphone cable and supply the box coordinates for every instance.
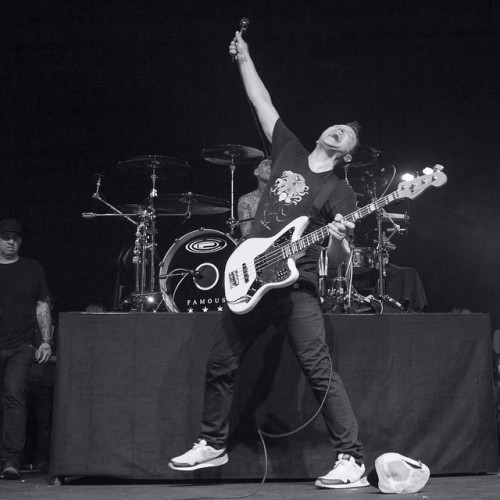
[185,351,334,500]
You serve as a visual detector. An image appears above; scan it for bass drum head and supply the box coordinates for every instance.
[159,229,236,312]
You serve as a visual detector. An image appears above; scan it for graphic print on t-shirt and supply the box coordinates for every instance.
[261,170,309,229]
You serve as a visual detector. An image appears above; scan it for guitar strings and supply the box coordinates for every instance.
[231,191,402,285]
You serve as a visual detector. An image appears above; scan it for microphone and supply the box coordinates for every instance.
[232,18,250,62]
[188,269,204,280]
[239,17,250,36]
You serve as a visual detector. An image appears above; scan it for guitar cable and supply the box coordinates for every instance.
[187,351,334,500]
[188,21,332,500]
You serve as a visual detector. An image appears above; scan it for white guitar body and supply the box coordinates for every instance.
[224,215,310,314]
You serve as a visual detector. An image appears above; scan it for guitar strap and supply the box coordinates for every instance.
[307,174,340,220]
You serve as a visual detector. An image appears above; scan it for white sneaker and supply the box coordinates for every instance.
[169,439,228,471]
[315,453,367,489]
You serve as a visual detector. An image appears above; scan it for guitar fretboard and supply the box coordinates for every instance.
[281,190,401,258]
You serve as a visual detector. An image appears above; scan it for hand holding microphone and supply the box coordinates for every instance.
[230,18,250,62]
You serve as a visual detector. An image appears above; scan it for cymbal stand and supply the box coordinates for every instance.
[368,180,406,311]
[83,175,161,312]
[134,215,148,297]
[227,153,238,237]
[147,162,158,296]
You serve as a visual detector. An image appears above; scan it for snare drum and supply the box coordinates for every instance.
[159,229,237,312]
[352,247,376,273]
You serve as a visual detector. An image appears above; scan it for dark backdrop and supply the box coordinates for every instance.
[2,1,499,326]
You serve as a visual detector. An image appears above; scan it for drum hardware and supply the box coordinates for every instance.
[320,158,408,313]
[201,144,264,237]
[83,155,192,312]
[320,245,381,314]
[366,171,407,311]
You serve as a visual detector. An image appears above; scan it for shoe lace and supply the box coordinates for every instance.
[193,439,207,450]
[334,454,354,468]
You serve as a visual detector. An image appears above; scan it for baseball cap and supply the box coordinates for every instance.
[0,219,23,236]
[371,453,430,494]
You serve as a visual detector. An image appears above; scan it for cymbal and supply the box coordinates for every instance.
[117,155,191,178]
[201,144,264,166]
[147,193,230,215]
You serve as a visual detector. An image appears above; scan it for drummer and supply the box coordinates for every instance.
[237,157,272,240]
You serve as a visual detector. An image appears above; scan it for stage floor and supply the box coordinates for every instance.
[2,470,500,499]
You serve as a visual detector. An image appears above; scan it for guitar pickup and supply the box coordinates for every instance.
[242,263,249,283]
[228,270,239,288]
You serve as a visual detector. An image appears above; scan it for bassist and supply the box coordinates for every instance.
[169,30,366,490]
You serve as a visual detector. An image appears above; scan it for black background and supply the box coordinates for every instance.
[2,1,499,327]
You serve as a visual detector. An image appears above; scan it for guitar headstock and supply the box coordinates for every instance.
[397,164,447,200]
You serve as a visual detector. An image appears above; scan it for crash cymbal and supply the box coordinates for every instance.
[117,155,191,178]
[201,144,264,166]
[147,193,231,215]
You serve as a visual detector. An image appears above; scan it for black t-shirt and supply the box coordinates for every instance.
[0,257,50,349]
[250,119,357,287]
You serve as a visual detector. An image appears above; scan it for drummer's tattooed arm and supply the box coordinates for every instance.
[238,192,260,240]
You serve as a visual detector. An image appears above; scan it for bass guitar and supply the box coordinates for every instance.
[225,165,447,314]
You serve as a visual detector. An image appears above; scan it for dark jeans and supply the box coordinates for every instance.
[199,285,364,462]
[0,343,34,467]
[25,381,54,464]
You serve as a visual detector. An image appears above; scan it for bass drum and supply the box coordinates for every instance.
[159,229,237,312]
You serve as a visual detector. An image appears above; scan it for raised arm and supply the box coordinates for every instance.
[229,31,279,143]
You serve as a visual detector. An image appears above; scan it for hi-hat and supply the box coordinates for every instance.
[117,155,191,178]
[146,193,230,215]
[201,144,264,166]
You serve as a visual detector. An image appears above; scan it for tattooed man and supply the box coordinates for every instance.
[0,219,52,480]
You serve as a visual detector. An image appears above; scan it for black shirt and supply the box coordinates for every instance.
[0,257,50,349]
[250,119,357,287]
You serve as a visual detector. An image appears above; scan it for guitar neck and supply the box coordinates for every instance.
[285,190,401,256]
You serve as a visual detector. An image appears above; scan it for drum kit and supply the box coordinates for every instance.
[83,146,264,312]
[83,144,409,314]
[322,146,410,313]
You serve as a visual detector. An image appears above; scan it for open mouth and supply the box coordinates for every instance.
[330,131,342,142]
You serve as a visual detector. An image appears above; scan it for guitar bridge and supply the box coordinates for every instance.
[228,270,239,288]
[228,262,251,289]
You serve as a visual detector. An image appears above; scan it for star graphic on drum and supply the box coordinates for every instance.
[202,306,209,312]
[188,308,194,313]
[217,306,223,311]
